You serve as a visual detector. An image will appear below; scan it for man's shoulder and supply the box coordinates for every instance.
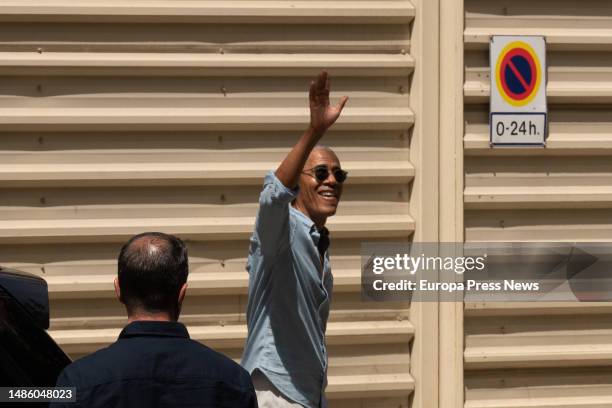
[68,343,112,368]
[56,343,116,386]
[185,339,252,384]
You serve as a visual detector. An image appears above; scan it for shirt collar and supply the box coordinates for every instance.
[290,205,315,229]
[289,205,330,251]
[118,321,190,340]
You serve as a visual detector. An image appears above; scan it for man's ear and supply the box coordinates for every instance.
[178,282,188,305]
[114,277,123,304]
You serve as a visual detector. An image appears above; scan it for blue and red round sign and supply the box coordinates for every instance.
[495,41,542,107]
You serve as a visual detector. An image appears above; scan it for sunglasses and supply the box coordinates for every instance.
[302,165,348,183]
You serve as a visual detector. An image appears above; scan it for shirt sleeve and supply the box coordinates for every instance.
[255,171,299,257]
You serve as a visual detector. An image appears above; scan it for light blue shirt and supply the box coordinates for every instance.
[241,171,333,408]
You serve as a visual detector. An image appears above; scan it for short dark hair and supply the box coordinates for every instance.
[117,232,188,318]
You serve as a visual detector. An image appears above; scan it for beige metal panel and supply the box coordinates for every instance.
[0,107,414,132]
[439,0,465,407]
[0,148,414,187]
[465,310,612,405]
[326,373,415,400]
[0,76,411,103]
[463,3,612,240]
[0,130,412,186]
[465,369,612,408]
[0,214,415,244]
[465,209,612,242]
[464,156,612,209]
[0,1,418,406]
[465,186,612,209]
[0,76,414,131]
[464,2,612,408]
[465,302,612,317]
[466,340,612,370]
[0,23,411,54]
[465,0,612,51]
[0,52,415,77]
[0,1,416,24]
[465,107,612,156]
[0,163,413,188]
[465,313,612,370]
[0,187,415,242]
[331,397,414,408]
[404,1,441,407]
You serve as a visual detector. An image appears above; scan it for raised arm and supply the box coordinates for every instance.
[275,70,348,189]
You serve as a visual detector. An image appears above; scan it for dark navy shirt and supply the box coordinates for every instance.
[50,321,257,408]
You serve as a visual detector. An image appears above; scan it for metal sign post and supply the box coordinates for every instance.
[490,36,547,147]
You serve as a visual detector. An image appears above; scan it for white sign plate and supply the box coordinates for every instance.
[490,35,547,146]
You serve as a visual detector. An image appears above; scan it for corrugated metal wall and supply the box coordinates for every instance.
[14,1,612,406]
[0,1,419,406]
[463,1,612,407]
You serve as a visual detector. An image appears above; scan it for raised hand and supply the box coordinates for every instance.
[275,71,348,189]
[309,71,349,135]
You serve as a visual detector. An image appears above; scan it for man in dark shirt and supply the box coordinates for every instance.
[51,232,257,408]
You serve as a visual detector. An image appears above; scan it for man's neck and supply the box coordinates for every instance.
[127,312,174,324]
[291,202,327,228]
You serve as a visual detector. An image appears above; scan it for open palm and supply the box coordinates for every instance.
[309,71,349,134]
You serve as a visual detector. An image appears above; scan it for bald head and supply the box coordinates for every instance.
[128,234,170,257]
[310,144,336,156]
[117,232,188,319]
[305,144,340,169]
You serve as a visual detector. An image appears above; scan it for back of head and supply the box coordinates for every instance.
[117,232,188,320]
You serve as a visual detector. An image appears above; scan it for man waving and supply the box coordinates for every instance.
[242,71,349,408]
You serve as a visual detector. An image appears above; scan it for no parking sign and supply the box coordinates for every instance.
[490,36,547,146]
